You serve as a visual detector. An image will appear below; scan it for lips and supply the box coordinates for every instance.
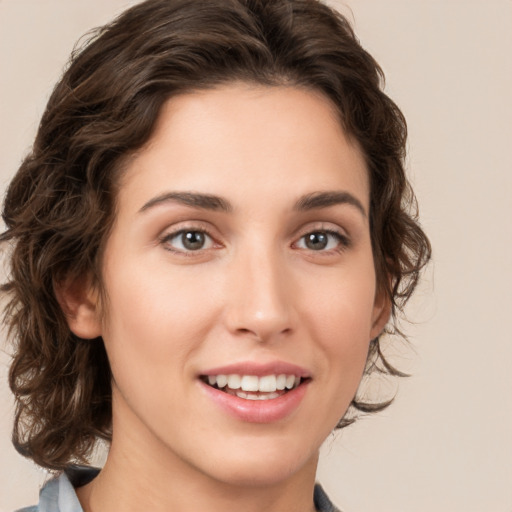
[198,362,311,422]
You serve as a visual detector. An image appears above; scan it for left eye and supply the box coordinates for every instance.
[163,230,214,252]
[296,230,345,251]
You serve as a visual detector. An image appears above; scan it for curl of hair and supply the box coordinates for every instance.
[1,0,431,469]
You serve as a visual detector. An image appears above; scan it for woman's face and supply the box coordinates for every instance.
[84,84,388,487]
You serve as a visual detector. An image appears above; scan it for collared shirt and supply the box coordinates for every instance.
[16,466,341,512]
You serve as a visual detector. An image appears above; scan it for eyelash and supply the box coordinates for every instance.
[159,227,217,256]
[293,229,350,254]
[159,227,350,255]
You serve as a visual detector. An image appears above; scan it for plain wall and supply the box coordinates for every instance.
[1,1,511,511]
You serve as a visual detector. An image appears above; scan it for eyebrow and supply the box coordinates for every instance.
[140,191,232,213]
[294,191,367,217]
[139,189,366,217]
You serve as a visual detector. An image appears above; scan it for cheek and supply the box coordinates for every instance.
[302,260,377,341]
[103,255,219,337]
[299,260,377,389]
[99,263,220,397]
[313,296,373,381]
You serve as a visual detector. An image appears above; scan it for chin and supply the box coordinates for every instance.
[212,462,311,489]
[193,437,320,488]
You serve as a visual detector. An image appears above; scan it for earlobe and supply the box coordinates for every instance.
[370,288,392,340]
[54,275,103,339]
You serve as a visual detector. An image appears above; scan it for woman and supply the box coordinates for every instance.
[1,0,430,511]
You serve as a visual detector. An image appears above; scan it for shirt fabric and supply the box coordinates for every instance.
[16,466,341,512]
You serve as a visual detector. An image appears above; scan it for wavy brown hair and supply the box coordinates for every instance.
[1,0,431,470]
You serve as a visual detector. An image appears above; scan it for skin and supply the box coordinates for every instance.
[65,83,390,512]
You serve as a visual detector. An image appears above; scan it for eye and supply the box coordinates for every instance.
[162,229,214,252]
[295,230,348,252]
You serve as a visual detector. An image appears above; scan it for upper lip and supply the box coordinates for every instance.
[200,361,311,378]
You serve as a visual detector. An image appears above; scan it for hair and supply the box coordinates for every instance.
[1,0,431,470]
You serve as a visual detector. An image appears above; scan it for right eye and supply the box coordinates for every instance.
[161,229,215,253]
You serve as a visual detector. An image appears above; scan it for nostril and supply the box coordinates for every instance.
[234,326,292,343]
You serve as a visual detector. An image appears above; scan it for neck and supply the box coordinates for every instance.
[77,405,319,512]
[78,447,319,512]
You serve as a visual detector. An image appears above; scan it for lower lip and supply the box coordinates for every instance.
[199,380,309,423]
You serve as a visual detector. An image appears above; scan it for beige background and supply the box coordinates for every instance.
[1,1,511,511]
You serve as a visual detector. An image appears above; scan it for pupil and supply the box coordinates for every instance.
[183,231,205,250]
[305,232,328,250]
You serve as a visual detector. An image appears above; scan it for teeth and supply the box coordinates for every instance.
[240,375,259,392]
[227,374,241,389]
[216,374,228,388]
[205,373,303,393]
[235,391,281,400]
[259,375,277,392]
[285,375,295,390]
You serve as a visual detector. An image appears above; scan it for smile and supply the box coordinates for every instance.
[201,374,305,401]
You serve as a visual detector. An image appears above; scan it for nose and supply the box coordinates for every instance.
[223,246,295,343]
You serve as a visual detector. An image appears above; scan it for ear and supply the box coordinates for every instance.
[370,286,392,340]
[54,274,102,339]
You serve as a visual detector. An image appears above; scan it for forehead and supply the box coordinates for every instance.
[117,83,369,213]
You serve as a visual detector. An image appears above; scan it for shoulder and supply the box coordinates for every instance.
[14,466,99,512]
[314,483,342,512]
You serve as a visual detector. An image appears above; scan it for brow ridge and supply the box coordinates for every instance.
[294,191,367,217]
[140,191,232,213]
[140,190,365,217]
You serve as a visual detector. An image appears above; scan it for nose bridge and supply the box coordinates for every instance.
[225,237,293,341]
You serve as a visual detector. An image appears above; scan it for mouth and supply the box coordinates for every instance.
[200,373,308,401]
